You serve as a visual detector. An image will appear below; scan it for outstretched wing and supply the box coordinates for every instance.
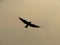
[29,23,40,28]
[19,17,29,24]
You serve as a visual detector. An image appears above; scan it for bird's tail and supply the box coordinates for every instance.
[25,24,29,28]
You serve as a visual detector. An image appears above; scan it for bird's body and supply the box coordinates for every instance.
[19,17,40,28]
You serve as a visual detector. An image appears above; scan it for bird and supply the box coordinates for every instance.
[19,17,40,28]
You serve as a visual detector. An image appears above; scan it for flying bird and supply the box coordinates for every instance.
[19,17,40,28]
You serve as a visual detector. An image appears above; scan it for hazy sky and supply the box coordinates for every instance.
[0,0,60,45]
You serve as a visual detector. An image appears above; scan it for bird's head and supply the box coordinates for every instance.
[29,22,31,24]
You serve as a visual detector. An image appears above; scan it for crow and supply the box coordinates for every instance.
[19,17,40,28]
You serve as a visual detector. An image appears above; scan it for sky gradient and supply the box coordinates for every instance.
[0,0,60,45]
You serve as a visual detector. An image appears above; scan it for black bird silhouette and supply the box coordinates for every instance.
[19,17,40,28]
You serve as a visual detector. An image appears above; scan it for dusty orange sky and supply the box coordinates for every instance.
[0,0,60,45]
